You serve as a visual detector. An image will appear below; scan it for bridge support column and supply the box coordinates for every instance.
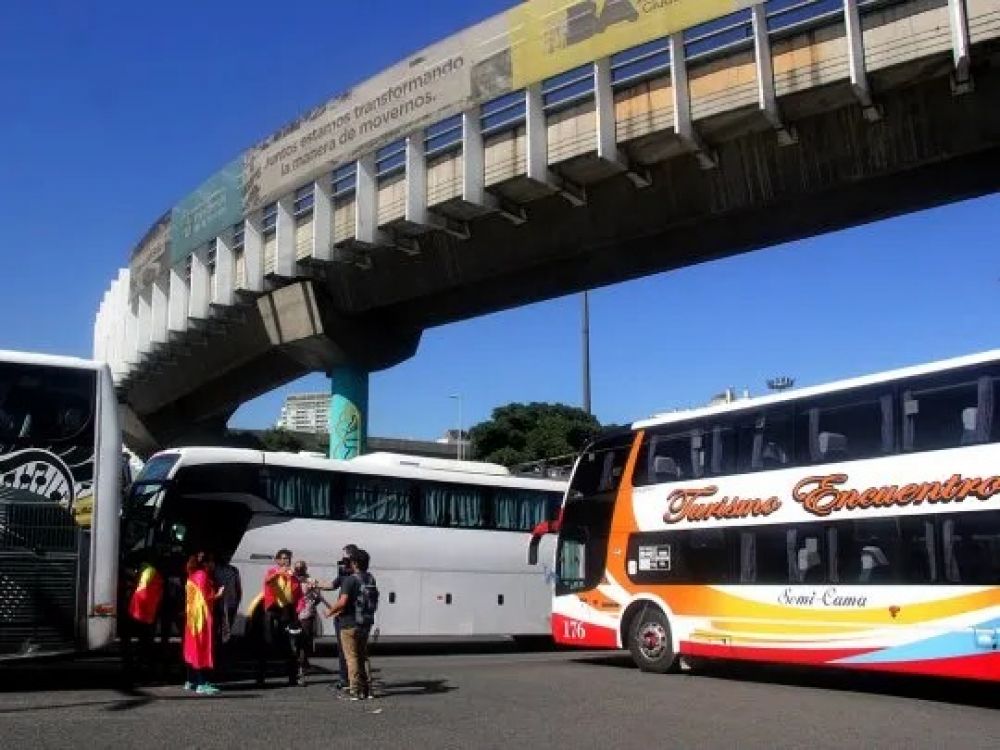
[752,3,797,146]
[948,0,973,94]
[328,365,369,460]
[668,33,716,169]
[843,0,881,121]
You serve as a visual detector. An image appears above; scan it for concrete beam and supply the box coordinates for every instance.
[213,232,235,307]
[189,244,210,320]
[948,0,973,94]
[274,195,296,277]
[243,216,265,293]
[150,273,169,345]
[669,33,716,169]
[312,178,335,262]
[167,264,190,334]
[752,3,797,146]
[405,130,428,226]
[355,152,386,246]
[844,0,881,121]
[462,107,494,209]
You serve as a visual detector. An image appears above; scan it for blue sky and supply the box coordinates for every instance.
[1,1,996,442]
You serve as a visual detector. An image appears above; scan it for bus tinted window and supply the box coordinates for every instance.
[344,474,414,523]
[422,482,485,528]
[797,390,892,464]
[0,363,95,444]
[942,513,1000,584]
[136,454,179,483]
[903,376,993,452]
[261,468,332,517]
[737,410,793,472]
[494,488,551,531]
[570,435,632,497]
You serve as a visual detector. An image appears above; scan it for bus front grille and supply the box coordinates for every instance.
[0,553,81,656]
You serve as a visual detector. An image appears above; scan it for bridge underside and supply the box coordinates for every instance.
[122,45,1000,454]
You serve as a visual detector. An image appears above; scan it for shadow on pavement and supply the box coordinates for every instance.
[571,653,1000,709]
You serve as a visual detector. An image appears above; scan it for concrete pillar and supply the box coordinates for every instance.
[312,179,334,261]
[189,245,211,320]
[244,215,265,292]
[275,195,296,277]
[151,273,169,345]
[355,152,379,244]
[126,296,140,366]
[137,290,152,356]
[462,107,490,207]
[405,130,428,225]
[752,3,796,145]
[594,57,622,166]
[844,0,879,119]
[526,83,548,183]
[328,365,369,460]
[669,33,715,169]
[213,233,235,306]
[948,0,972,93]
[168,263,190,334]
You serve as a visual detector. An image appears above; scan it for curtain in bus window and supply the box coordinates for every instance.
[690,431,705,479]
[739,531,756,583]
[785,528,798,582]
[344,476,412,523]
[942,518,961,583]
[422,484,484,528]
[976,376,994,443]
[494,489,547,531]
[880,394,895,454]
[263,471,331,517]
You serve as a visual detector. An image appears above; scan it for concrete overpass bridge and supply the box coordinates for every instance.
[93,0,1000,456]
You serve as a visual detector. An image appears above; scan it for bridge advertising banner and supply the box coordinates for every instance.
[170,156,244,265]
[242,16,507,212]
[508,0,756,88]
[127,212,171,303]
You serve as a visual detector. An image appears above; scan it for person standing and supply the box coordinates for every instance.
[122,552,164,683]
[319,543,358,691]
[257,548,303,687]
[292,560,332,686]
[326,548,378,700]
[213,555,242,679]
[183,552,224,696]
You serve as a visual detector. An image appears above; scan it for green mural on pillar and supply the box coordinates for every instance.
[329,366,369,460]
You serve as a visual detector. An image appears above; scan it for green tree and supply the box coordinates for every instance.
[259,428,305,453]
[469,402,602,467]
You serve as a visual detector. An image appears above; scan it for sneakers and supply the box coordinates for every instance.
[183,681,196,691]
[196,683,220,696]
[286,625,302,635]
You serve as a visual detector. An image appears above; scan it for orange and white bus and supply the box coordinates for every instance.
[538,350,1000,681]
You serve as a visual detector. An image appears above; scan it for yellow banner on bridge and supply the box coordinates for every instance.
[508,0,755,88]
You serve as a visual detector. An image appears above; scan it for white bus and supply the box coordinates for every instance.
[0,350,121,658]
[545,349,1000,681]
[122,448,566,640]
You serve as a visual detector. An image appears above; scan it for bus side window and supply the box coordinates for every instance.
[902,374,994,452]
[738,411,793,473]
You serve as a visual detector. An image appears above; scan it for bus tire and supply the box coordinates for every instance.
[627,606,678,674]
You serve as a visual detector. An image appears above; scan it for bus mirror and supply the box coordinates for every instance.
[170,523,187,543]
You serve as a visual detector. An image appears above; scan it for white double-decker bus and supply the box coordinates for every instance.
[544,349,1000,681]
[0,351,121,659]
[122,448,565,640]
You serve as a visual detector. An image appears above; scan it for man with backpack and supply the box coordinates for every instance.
[326,548,378,700]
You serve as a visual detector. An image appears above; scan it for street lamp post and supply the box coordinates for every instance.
[449,394,463,460]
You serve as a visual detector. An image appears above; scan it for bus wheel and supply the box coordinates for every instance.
[628,607,677,673]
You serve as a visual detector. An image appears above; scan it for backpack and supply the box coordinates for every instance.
[353,571,379,627]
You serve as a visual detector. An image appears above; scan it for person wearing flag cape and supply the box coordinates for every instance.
[183,552,224,696]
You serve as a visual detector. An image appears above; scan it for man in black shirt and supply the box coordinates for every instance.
[326,548,376,700]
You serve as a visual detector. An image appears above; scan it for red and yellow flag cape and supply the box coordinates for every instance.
[183,569,215,670]
[128,563,163,625]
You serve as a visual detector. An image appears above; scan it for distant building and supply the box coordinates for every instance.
[276,392,330,434]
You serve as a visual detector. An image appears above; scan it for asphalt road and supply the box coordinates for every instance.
[1,643,998,749]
